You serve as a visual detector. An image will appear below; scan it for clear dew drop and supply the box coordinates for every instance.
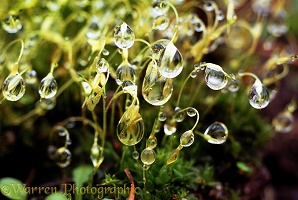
[90,143,104,167]
[86,17,101,39]
[39,73,58,99]
[147,137,157,149]
[205,63,228,90]
[217,10,225,21]
[2,73,26,101]
[141,148,156,165]
[38,97,56,110]
[54,147,71,168]
[187,107,197,117]
[151,1,169,18]
[158,41,183,79]
[248,80,270,109]
[142,61,173,106]
[174,107,186,122]
[114,22,135,49]
[96,58,109,73]
[204,122,228,144]
[190,70,197,78]
[203,1,214,11]
[2,14,23,33]
[117,105,145,146]
[116,61,136,86]
[158,112,167,122]
[102,49,110,56]
[153,15,170,31]
[272,112,294,133]
[164,123,177,135]
[190,14,204,32]
[251,0,271,15]
[180,130,194,147]
[52,126,68,137]
[132,150,139,159]
[81,81,92,95]
[228,79,239,92]
[267,11,288,37]
[25,70,37,84]
[151,43,165,60]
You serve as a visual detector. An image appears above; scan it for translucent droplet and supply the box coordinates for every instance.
[90,143,104,168]
[228,79,239,92]
[248,80,270,109]
[39,73,58,99]
[166,146,182,165]
[217,10,225,21]
[102,49,110,56]
[158,41,183,78]
[2,14,23,33]
[153,15,169,30]
[203,1,214,11]
[38,98,56,110]
[86,17,101,39]
[141,148,156,165]
[114,22,135,49]
[151,1,169,18]
[2,73,26,101]
[164,123,177,135]
[142,61,173,106]
[158,112,167,121]
[194,62,207,71]
[272,112,294,133]
[204,122,228,144]
[205,63,228,90]
[187,107,197,117]
[96,58,109,73]
[180,130,194,147]
[174,107,186,122]
[54,147,71,168]
[122,80,137,95]
[252,0,271,15]
[25,70,37,84]
[147,137,157,149]
[190,14,204,32]
[53,126,69,137]
[117,105,144,146]
[82,81,92,95]
[190,70,197,78]
[116,61,136,86]
[267,10,288,37]
[151,43,165,60]
[132,151,139,159]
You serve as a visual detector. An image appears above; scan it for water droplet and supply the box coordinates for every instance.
[267,10,288,37]
[153,15,169,30]
[2,14,23,33]
[86,17,101,39]
[96,58,109,73]
[217,10,225,21]
[151,43,165,60]
[252,0,271,15]
[164,122,177,135]
[82,81,92,95]
[205,63,228,90]
[90,143,104,167]
[190,70,197,78]
[25,70,37,84]
[228,79,239,92]
[102,49,110,56]
[248,80,270,109]
[194,62,207,71]
[272,112,294,133]
[190,14,204,32]
[203,1,214,11]
[38,97,56,110]
[122,80,137,95]
[174,107,186,122]
[39,73,58,99]
[187,107,197,117]
[143,164,150,170]
[151,1,169,17]
[54,147,71,168]
[142,61,173,106]
[158,112,167,121]
[166,147,181,165]
[147,137,157,149]
[141,148,156,165]
[204,122,228,144]
[117,105,144,146]
[2,73,26,101]
[53,126,69,137]
[158,41,183,78]
[114,22,135,49]
[116,61,136,86]
[132,150,139,159]
[180,130,194,147]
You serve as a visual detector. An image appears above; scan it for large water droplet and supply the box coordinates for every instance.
[117,105,144,146]
[205,63,228,90]
[151,1,169,17]
[2,15,23,33]
[204,122,228,144]
[153,15,169,30]
[116,61,136,86]
[2,73,26,101]
[114,22,135,49]
[142,61,173,106]
[90,143,104,168]
[141,148,156,165]
[39,73,58,99]
[174,107,186,122]
[248,80,270,109]
[54,147,71,168]
[158,112,167,121]
[158,41,183,78]
[180,130,194,147]
[272,112,294,133]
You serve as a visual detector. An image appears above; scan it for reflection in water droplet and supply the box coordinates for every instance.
[151,43,165,60]
[272,112,294,133]
[164,122,177,135]
[248,80,270,109]
[102,49,110,56]
[38,97,56,110]
[2,73,26,101]
[53,126,69,137]
[205,63,228,90]
[39,73,58,99]
[141,148,156,165]
[96,58,109,73]
[90,143,104,167]
[147,137,157,149]
[25,70,37,84]
[217,10,225,21]
[133,150,139,159]
[116,61,136,86]
[204,122,228,144]
[114,22,135,49]
[180,130,194,147]
[2,15,23,33]
[151,1,169,17]
[203,1,214,11]
[174,107,186,122]
[228,79,239,92]
[86,17,101,39]
[158,41,183,78]
[55,147,71,168]
[158,112,167,121]
[153,15,169,30]
[187,107,197,117]
[142,61,173,106]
